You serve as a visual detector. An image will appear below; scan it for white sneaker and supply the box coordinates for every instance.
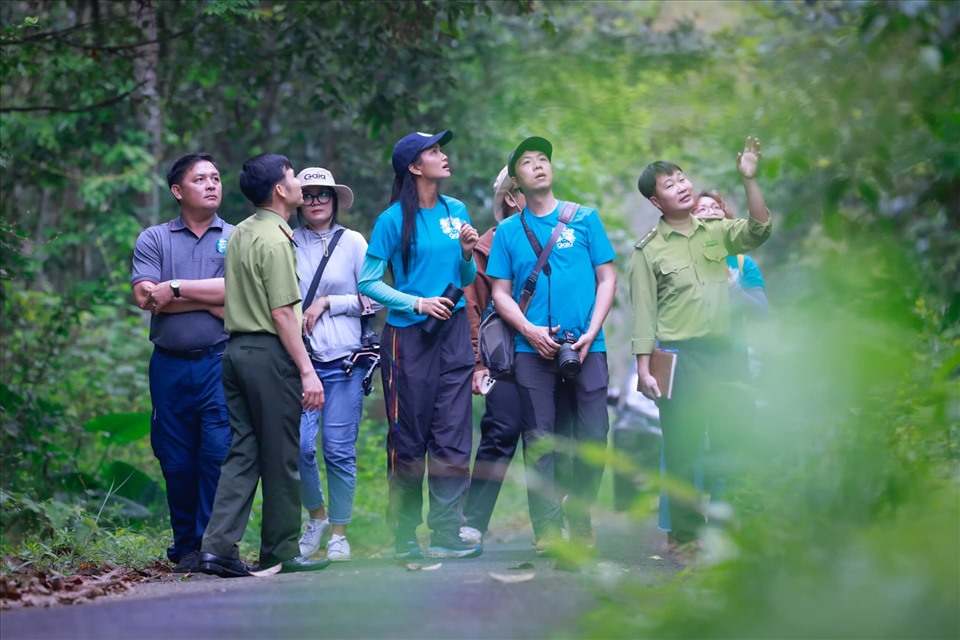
[459,525,482,545]
[326,534,351,562]
[299,518,332,557]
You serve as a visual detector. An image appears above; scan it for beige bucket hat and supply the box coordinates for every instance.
[296,167,354,209]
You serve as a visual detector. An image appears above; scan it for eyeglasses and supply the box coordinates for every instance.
[694,203,724,216]
[303,190,334,204]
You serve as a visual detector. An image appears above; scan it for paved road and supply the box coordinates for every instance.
[1,514,679,640]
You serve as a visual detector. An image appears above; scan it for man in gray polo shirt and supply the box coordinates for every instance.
[131,152,233,573]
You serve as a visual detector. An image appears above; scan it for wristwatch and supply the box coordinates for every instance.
[170,279,182,298]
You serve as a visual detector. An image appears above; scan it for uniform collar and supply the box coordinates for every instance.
[657,214,706,238]
[255,208,291,229]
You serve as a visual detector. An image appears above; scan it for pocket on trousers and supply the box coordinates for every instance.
[275,353,299,380]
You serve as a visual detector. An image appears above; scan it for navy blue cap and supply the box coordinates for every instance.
[507,136,553,177]
[392,130,453,175]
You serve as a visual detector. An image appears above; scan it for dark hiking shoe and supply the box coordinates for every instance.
[426,534,483,558]
[395,537,423,560]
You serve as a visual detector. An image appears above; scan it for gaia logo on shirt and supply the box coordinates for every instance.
[556,227,576,249]
[439,216,465,239]
[216,238,228,253]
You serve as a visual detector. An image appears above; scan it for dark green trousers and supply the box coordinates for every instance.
[657,337,740,543]
[201,333,302,567]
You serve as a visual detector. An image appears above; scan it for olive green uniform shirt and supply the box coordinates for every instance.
[224,209,302,334]
[629,214,772,354]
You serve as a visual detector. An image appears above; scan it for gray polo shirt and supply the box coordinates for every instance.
[131,213,233,351]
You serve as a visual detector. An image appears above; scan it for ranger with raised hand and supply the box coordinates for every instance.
[630,136,772,552]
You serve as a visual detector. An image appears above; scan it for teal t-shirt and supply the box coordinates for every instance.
[726,253,765,289]
[486,201,616,353]
[367,196,472,327]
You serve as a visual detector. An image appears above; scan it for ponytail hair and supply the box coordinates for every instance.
[390,153,423,274]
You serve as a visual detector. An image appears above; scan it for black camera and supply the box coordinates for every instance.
[552,329,581,378]
[342,330,381,396]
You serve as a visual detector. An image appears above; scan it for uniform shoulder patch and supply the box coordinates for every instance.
[634,227,658,249]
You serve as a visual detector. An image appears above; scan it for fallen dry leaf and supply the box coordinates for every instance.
[489,571,535,584]
[0,562,158,610]
[249,564,282,578]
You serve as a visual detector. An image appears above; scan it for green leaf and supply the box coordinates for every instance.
[101,461,161,505]
[83,412,151,444]
[56,471,102,493]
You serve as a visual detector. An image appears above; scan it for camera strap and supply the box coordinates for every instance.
[303,228,345,309]
[358,293,378,341]
[517,201,579,313]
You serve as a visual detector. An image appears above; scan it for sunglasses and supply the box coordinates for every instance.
[303,190,335,205]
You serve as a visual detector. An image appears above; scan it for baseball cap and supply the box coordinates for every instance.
[296,167,354,209]
[507,136,552,178]
[392,130,453,176]
[492,166,513,222]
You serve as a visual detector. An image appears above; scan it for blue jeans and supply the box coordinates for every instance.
[299,358,365,525]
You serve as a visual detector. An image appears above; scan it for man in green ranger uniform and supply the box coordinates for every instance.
[629,137,772,550]
[199,153,330,577]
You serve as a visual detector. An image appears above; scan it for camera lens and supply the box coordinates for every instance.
[556,343,581,378]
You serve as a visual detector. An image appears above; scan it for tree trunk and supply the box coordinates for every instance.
[132,0,162,226]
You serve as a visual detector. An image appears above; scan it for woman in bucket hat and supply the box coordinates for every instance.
[358,130,482,559]
[292,167,371,562]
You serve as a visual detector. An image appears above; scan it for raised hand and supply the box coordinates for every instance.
[459,222,479,256]
[737,136,762,180]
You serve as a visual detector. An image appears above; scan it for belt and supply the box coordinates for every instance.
[155,340,228,360]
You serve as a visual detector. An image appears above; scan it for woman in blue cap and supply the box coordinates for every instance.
[358,130,481,559]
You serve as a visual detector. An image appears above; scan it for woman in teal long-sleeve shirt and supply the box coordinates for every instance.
[358,129,481,560]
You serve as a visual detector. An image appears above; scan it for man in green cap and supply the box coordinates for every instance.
[630,136,772,551]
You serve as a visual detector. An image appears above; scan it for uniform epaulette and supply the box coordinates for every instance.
[634,227,657,249]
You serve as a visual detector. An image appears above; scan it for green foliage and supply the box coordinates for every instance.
[0,275,154,504]
[582,232,959,639]
[1,491,166,574]
[84,413,151,445]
